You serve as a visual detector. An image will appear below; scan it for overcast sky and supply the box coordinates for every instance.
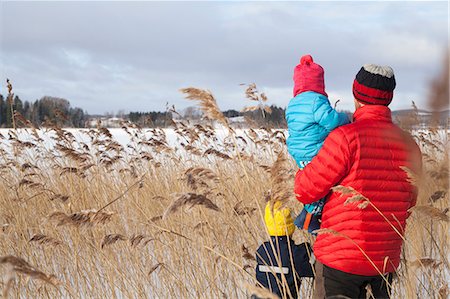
[0,1,448,114]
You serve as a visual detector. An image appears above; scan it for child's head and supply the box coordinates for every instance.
[264,202,295,236]
[293,54,327,97]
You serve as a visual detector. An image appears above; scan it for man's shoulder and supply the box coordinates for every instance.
[330,120,420,151]
[327,122,355,138]
[324,122,363,149]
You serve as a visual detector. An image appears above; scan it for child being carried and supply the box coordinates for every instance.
[286,54,350,233]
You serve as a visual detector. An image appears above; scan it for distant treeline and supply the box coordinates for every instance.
[0,94,87,128]
[225,105,288,127]
[17,93,447,129]
[0,92,348,128]
[128,111,172,127]
[127,105,289,128]
[0,93,292,128]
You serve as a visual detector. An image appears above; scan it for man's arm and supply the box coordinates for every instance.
[294,128,352,204]
[313,96,350,132]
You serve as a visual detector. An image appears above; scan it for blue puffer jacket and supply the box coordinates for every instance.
[286,91,349,165]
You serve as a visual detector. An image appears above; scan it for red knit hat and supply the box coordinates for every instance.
[353,64,396,106]
[293,54,327,97]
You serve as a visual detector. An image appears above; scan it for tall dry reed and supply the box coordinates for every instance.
[0,76,448,298]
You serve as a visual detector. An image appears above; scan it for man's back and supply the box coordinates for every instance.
[295,105,422,276]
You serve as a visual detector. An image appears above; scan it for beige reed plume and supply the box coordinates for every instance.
[6,78,16,130]
[29,234,62,247]
[332,185,370,209]
[241,83,272,118]
[267,151,294,209]
[101,234,127,249]
[243,283,280,299]
[410,206,449,222]
[1,255,61,297]
[179,88,230,129]
[180,87,250,179]
[163,193,221,219]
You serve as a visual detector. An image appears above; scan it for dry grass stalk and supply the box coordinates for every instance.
[439,284,449,299]
[179,87,230,129]
[49,194,70,202]
[18,178,42,189]
[56,144,90,163]
[129,234,154,248]
[0,255,61,296]
[331,185,356,195]
[410,258,442,269]
[267,151,294,208]
[182,144,202,156]
[203,148,231,160]
[148,263,164,276]
[29,234,62,247]
[244,282,280,299]
[14,111,37,129]
[410,205,449,222]
[129,234,145,248]
[6,78,16,130]
[163,193,220,219]
[183,167,219,191]
[344,194,369,209]
[242,244,256,261]
[49,210,115,227]
[241,83,272,118]
[315,228,341,237]
[193,221,208,231]
[400,166,419,187]
[0,81,447,297]
[101,234,127,249]
[332,185,370,209]
[60,167,80,176]
[150,215,163,222]
[429,190,446,202]
[234,201,256,216]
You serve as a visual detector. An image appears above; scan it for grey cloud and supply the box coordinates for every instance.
[0,1,448,114]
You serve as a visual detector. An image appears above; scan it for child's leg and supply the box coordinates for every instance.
[303,198,325,215]
[295,161,325,234]
[294,197,325,234]
[294,208,322,234]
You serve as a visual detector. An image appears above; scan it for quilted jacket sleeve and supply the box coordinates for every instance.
[313,96,349,132]
[294,128,351,204]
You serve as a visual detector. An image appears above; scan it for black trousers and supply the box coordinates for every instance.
[323,265,393,299]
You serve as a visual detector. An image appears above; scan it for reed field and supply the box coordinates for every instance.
[0,87,448,299]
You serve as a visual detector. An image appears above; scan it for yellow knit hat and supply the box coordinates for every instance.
[264,202,295,236]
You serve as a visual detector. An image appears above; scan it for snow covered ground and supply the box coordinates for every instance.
[0,127,446,156]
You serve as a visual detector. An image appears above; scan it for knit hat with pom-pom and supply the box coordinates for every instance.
[353,64,396,106]
[264,202,295,237]
[293,54,327,97]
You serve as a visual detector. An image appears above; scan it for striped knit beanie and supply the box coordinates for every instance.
[353,64,396,106]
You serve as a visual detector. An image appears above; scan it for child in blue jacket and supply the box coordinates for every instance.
[286,55,349,233]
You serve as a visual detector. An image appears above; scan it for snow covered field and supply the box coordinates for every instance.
[0,127,287,153]
[0,127,446,151]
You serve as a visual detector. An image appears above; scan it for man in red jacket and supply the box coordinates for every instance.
[294,64,422,298]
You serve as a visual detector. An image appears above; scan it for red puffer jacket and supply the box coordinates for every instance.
[294,105,422,276]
